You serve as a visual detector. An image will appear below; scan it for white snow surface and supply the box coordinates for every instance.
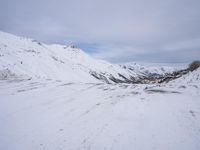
[0,31,200,150]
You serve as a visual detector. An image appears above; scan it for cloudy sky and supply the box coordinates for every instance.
[0,0,200,63]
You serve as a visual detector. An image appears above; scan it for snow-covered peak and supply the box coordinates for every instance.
[0,31,181,83]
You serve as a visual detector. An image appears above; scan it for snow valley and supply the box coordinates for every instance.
[0,31,200,150]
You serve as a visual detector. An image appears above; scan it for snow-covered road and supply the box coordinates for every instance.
[0,79,200,150]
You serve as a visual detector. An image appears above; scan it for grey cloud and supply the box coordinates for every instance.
[0,0,200,63]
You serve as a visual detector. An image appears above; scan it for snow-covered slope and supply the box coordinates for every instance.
[171,68,200,85]
[0,75,200,150]
[0,31,177,83]
[0,31,200,150]
[0,31,127,82]
[120,63,179,78]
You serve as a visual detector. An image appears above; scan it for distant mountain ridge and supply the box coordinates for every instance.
[0,31,191,83]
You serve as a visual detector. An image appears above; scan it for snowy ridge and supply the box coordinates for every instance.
[120,63,178,78]
[0,31,176,83]
[171,68,200,85]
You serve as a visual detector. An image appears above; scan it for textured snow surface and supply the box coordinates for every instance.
[0,31,200,150]
[0,69,18,80]
[0,78,200,150]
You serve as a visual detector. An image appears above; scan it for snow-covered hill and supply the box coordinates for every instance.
[171,68,200,85]
[0,31,178,83]
[0,31,200,150]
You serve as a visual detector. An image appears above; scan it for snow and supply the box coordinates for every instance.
[0,31,178,83]
[122,62,182,76]
[0,78,200,150]
[0,31,200,150]
[0,69,18,80]
[171,68,200,85]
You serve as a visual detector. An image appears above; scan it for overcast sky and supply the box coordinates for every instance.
[0,0,200,63]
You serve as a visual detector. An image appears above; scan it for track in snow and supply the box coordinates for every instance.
[0,78,200,150]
